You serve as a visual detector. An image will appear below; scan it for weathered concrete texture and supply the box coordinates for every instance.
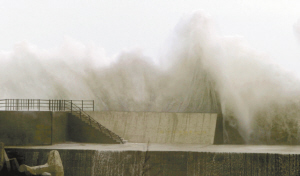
[68,114,118,144]
[0,111,52,145]
[86,111,220,144]
[0,111,69,146]
[0,142,3,171]
[0,111,222,145]
[4,148,300,176]
[214,113,223,144]
[0,111,121,145]
[52,112,68,144]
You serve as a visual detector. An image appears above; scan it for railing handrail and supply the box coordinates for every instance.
[0,99,94,111]
[0,99,124,144]
[70,102,124,144]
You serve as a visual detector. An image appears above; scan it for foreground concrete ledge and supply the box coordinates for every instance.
[5,143,300,154]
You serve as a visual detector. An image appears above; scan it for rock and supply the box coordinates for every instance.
[4,150,11,172]
[0,142,11,172]
[19,150,63,176]
[9,158,20,172]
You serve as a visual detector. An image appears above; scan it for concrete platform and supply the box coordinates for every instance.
[4,143,300,176]
[5,143,300,154]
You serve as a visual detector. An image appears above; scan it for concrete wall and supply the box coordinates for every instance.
[214,113,223,144]
[52,112,68,144]
[68,114,118,144]
[0,111,69,146]
[0,112,52,146]
[0,143,3,170]
[0,111,121,145]
[86,111,220,144]
[0,111,222,145]
[4,148,300,176]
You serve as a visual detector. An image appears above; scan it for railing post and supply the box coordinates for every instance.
[1,99,96,113]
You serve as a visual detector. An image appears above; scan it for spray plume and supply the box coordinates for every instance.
[1,11,300,144]
[294,19,300,43]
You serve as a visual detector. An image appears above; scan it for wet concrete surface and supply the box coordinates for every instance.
[4,143,300,176]
[6,143,300,154]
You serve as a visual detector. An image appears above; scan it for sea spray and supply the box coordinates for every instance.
[294,19,300,43]
[1,11,300,144]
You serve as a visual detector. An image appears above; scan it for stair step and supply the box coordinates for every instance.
[71,111,127,144]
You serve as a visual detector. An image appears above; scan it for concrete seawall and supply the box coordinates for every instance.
[4,144,300,176]
[0,111,117,145]
[0,111,54,145]
[86,111,222,144]
[0,111,222,145]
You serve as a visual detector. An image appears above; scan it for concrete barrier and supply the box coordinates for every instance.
[86,111,221,144]
[0,111,52,145]
[0,111,222,145]
[0,111,120,145]
[52,112,68,144]
[4,146,300,176]
[0,111,70,146]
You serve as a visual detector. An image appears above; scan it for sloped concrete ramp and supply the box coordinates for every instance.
[86,112,222,144]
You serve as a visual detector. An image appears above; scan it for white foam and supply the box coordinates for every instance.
[1,11,300,144]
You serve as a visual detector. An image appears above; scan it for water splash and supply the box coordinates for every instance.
[1,11,300,144]
[294,18,300,43]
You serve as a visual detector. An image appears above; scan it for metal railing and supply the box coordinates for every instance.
[0,99,125,143]
[0,99,94,111]
[69,103,125,144]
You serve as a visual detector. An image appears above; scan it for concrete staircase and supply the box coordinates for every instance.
[70,107,127,144]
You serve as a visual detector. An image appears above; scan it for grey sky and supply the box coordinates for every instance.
[0,1,300,74]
